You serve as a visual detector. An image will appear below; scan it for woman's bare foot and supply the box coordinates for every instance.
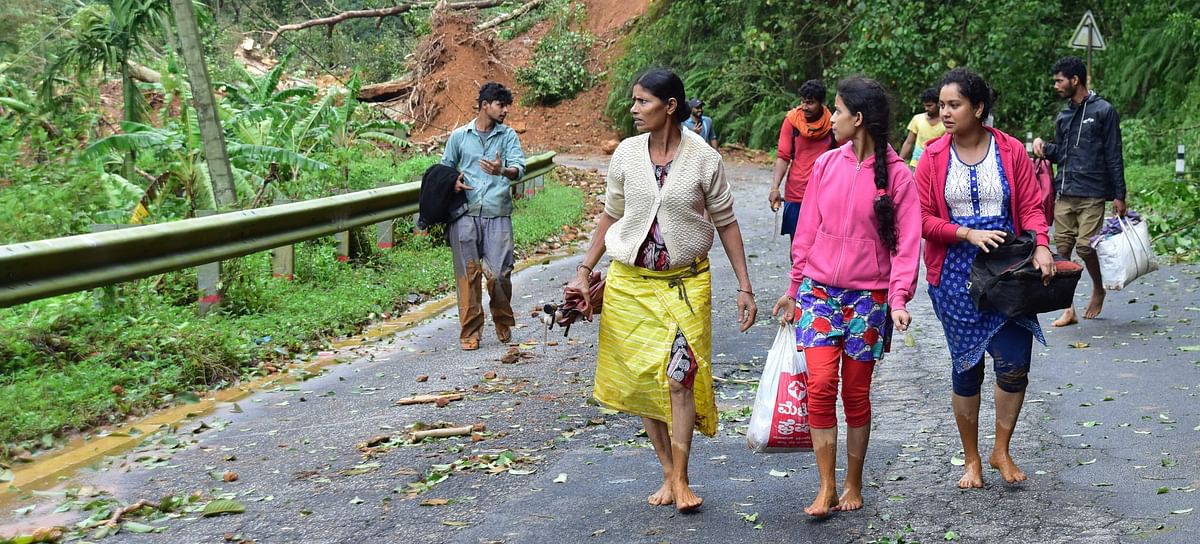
[833,486,864,511]
[672,479,703,512]
[647,481,674,506]
[1082,291,1105,319]
[957,458,984,489]
[989,451,1028,483]
[1052,307,1078,327]
[804,486,839,517]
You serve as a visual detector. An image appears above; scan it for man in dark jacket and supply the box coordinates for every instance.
[1033,56,1127,326]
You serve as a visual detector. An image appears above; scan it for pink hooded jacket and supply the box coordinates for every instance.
[786,142,923,312]
[915,127,1050,287]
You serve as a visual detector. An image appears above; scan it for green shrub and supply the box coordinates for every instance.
[516,7,594,106]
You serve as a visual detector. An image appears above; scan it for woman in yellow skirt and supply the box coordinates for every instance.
[565,69,756,512]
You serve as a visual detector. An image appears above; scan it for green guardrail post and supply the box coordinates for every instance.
[89,223,139,306]
[376,183,395,250]
[195,210,222,316]
[270,198,295,280]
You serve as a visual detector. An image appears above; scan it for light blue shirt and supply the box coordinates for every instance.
[683,115,717,144]
[441,120,526,217]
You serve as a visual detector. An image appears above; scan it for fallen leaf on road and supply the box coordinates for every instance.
[1171,508,1194,515]
[421,499,450,506]
[1176,345,1200,352]
[1070,342,1091,349]
[951,457,966,466]
[1077,458,1097,465]
[349,497,364,505]
[201,499,245,517]
[1158,486,1170,494]
[553,473,568,484]
[591,529,606,537]
[768,469,789,478]
[442,520,471,527]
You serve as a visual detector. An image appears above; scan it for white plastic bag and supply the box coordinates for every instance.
[747,323,812,453]
[1093,217,1158,290]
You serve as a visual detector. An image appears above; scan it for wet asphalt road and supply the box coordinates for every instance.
[2,155,1197,543]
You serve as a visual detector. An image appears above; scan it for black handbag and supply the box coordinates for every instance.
[968,230,1082,317]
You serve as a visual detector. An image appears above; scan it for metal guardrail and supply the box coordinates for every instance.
[0,151,556,308]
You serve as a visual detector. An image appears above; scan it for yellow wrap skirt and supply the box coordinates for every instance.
[594,258,717,437]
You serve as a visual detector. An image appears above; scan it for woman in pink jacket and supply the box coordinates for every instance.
[772,77,922,517]
[915,68,1054,489]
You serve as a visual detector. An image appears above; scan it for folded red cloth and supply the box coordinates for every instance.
[548,271,605,331]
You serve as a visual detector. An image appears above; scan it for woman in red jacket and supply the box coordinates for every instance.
[915,68,1055,489]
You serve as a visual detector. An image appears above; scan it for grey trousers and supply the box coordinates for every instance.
[447,215,516,342]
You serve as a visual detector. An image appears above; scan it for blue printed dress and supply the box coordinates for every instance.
[928,137,1045,374]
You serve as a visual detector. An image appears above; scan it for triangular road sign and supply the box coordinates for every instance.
[1070,10,1106,50]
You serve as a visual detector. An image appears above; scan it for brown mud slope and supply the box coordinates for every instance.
[408,0,650,153]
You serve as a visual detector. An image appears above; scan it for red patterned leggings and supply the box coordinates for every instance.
[804,346,876,429]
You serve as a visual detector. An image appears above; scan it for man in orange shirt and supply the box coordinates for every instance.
[769,80,837,246]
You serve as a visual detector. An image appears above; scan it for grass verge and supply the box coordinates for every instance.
[0,176,584,456]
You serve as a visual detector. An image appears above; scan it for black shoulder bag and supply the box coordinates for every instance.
[968,230,1082,317]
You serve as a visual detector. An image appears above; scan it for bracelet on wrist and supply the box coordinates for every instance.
[737,288,755,297]
[577,263,593,274]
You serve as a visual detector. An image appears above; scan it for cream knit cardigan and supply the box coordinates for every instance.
[603,128,737,269]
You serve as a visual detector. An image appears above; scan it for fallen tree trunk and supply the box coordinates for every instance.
[266,0,507,48]
[476,0,542,31]
[127,61,161,84]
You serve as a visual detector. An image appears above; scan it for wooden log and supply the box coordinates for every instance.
[395,393,464,405]
[410,423,485,440]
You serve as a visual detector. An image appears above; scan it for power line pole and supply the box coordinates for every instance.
[169,0,238,209]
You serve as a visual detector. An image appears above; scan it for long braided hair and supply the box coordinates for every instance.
[836,77,897,251]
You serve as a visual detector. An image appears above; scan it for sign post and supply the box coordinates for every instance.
[1069,10,1106,87]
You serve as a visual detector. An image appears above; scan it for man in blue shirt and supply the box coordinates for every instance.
[441,82,527,350]
[682,98,718,149]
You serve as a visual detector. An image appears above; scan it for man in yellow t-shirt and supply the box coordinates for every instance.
[900,87,945,169]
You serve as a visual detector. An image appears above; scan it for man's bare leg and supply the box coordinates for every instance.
[989,386,1028,483]
[1080,251,1105,319]
[667,379,702,512]
[952,393,985,488]
[1053,247,1080,327]
[805,427,839,516]
[641,417,674,506]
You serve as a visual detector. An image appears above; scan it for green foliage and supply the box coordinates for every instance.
[495,0,569,41]
[830,0,1074,138]
[606,0,853,147]
[1126,163,1200,260]
[516,5,594,105]
[0,176,585,447]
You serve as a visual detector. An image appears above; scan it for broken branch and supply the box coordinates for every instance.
[476,0,543,31]
[265,0,507,48]
[395,393,464,406]
[410,423,485,440]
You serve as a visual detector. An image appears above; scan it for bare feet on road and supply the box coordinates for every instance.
[672,479,703,512]
[958,457,985,489]
[989,451,1029,483]
[834,485,864,512]
[1052,306,1079,327]
[1083,291,1105,319]
[647,480,673,506]
[805,486,839,517]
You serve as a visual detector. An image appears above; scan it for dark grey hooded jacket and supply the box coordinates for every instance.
[1043,91,1126,200]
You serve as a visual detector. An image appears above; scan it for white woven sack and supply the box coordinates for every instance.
[1093,218,1158,290]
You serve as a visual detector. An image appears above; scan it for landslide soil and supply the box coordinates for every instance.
[410,0,652,153]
